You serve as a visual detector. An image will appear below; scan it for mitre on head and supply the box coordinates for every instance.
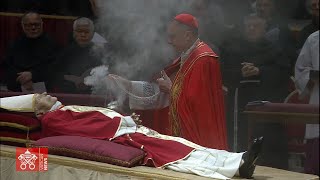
[174,13,199,29]
[0,94,36,112]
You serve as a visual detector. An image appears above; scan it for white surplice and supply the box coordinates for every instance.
[295,30,319,139]
[129,81,169,110]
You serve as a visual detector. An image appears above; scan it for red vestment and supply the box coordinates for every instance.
[169,41,228,150]
[136,59,180,135]
[40,108,194,167]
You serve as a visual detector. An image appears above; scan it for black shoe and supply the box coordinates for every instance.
[239,136,264,179]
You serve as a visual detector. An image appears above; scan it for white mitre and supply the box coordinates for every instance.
[0,94,36,112]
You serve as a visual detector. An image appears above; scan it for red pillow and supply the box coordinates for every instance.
[0,113,40,131]
[30,136,145,167]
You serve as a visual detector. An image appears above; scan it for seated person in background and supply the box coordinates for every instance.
[295,30,319,175]
[3,12,57,92]
[0,93,264,180]
[190,0,229,53]
[49,17,102,94]
[297,0,319,49]
[280,0,319,74]
[255,0,282,43]
[221,14,290,107]
[220,14,290,169]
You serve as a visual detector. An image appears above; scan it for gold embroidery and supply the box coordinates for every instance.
[169,43,217,136]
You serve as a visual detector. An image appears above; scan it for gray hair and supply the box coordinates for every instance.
[73,17,95,33]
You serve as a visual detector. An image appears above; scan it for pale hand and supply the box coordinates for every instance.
[16,71,32,84]
[241,63,260,77]
[156,70,172,93]
[131,112,142,125]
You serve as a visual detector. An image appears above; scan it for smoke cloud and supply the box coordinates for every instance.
[94,0,194,80]
[86,0,231,101]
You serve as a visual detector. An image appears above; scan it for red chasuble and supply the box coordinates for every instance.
[40,108,194,167]
[113,133,194,168]
[169,41,228,150]
[40,109,121,139]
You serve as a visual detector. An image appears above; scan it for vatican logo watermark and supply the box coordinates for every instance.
[16,148,48,172]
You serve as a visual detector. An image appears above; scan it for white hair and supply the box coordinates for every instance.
[73,17,95,33]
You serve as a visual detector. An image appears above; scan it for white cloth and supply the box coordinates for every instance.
[0,94,35,112]
[49,101,62,112]
[167,149,244,180]
[113,116,137,139]
[295,30,319,139]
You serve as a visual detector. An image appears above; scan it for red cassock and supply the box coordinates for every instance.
[169,41,228,150]
[40,109,194,167]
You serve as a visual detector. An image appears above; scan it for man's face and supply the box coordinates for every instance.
[256,0,274,19]
[244,18,266,42]
[22,14,43,38]
[311,0,319,18]
[34,93,57,116]
[167,21,189,53]
[74,25,93,46]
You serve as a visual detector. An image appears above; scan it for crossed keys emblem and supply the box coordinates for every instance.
[18,149,38,170]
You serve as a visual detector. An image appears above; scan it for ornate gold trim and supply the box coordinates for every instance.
[0,137,35,144]
[0,122,39,131]
[169,49,218,136]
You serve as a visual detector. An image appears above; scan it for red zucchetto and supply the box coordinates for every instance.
[174,14,198,29]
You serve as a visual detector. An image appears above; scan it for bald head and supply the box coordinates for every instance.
[167,20,198,53]
[21,12,43,38]
[34,93,57,118]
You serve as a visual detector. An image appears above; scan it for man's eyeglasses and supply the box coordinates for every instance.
[23,23,42,29]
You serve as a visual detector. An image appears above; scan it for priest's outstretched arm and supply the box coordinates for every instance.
[108,74,170,110]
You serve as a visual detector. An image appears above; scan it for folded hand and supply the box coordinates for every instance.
[241,63,260,77]
[16,71,32,84]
